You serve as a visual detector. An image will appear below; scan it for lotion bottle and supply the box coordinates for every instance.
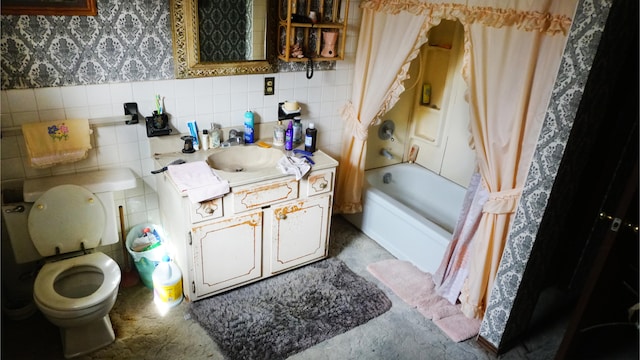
[201,129,209,151]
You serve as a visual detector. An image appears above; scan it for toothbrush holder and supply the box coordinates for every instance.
[145,111,172,137]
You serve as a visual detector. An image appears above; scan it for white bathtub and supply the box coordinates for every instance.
[344,163,466,273]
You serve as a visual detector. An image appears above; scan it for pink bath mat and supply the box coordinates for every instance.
[367,259,480,342]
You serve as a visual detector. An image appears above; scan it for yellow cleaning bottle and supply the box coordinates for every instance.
[152,255,183,308]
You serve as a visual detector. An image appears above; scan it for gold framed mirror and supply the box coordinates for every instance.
[170,0,278,78]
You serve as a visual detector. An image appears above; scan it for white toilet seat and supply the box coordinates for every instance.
[28,184,106,257]
[34,252,121,312]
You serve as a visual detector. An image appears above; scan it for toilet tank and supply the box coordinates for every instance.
[12,168,137,262]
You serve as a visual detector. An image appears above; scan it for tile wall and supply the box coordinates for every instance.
[0,68,355,265]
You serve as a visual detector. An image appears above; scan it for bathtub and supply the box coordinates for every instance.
[344,163,466,274]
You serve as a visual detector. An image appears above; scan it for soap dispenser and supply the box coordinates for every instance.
[273,121,285,146]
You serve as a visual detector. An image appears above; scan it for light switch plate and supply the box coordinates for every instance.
[264,77,275,96]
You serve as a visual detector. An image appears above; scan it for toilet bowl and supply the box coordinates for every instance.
[2,169,137,359]
[34,253,121,358]
[29,183,122,359]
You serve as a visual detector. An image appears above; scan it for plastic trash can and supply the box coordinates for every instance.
[126,223,166,288]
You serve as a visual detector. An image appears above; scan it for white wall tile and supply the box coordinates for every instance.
[1,157,25,180]
[109,83,134,105]
[60,85,88,108]
[193,77,214,95]
[86,84,112,106]
[7,89,37,113]
[0,136,20,159]
[96,144,120,165]
[38,109,66,121]
[10,111,39,126]
[34,87,63,110]
[212,76,231,95]
[65,106,90,119]
[94,126,118,146]
[1,91,10,113]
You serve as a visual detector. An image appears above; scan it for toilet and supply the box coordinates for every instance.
[3,168,136,359]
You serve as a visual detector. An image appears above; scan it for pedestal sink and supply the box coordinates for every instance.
[207,146,284,173]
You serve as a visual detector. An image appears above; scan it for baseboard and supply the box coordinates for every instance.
[476,335,498,354]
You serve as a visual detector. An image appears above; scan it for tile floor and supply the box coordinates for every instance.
[2,216,579,359]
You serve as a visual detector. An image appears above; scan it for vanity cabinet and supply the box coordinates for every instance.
[157,165,336,301]
[269,194,332,273]
[278,0,349,62]
[190,210,263,297]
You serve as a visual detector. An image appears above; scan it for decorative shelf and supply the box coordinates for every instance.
[278,0,349,62]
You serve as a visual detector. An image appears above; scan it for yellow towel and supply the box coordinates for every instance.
[22,119,92,168]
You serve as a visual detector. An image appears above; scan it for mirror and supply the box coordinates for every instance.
[171,0,277,78]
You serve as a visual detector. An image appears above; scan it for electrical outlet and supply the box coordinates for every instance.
[264,77,275,96]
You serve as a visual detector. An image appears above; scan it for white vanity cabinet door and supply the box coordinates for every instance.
[268,194,332,273]
[190,209,263,298]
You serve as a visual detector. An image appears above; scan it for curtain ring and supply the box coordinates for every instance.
[306,57,314,79]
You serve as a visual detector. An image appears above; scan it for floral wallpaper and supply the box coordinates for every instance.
[0,0,332,90]
[1,0,174,89]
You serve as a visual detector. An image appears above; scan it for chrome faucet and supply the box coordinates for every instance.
[222,129,245,147]
[380,148,393,160]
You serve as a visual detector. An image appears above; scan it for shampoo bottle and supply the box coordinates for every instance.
[285,120,294,151]
[244,110,255,143]
[304,122,317,152]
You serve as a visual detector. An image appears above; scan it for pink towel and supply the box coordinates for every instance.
[167,161,230,203]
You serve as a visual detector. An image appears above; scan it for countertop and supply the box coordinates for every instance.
[150,135,339,189]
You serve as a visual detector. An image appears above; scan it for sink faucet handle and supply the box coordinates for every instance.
[229,129,238,138]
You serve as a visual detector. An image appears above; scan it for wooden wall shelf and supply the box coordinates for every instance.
[278,0,349,62]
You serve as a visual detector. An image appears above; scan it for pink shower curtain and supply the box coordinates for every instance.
[338,0,577,319]
[334,7,431,214]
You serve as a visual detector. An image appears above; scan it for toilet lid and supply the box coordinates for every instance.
[28,184,106,257]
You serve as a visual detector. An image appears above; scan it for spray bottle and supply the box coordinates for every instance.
[244,110,255,144]
[285,120,294,151]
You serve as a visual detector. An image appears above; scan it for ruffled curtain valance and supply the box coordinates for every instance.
[361,0,573,35]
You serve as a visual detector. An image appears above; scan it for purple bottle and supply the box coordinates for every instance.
[285,120,294,151]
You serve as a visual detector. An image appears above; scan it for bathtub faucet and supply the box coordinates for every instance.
[380,148,394,160]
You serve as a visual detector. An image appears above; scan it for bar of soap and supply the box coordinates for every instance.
[257,141,271,148]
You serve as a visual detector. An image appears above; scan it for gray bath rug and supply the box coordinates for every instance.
[189,257,392,360]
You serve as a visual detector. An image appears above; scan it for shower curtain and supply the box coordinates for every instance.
[336,0,577,319]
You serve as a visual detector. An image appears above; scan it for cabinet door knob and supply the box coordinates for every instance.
[319,182,327,189]
[278,213,287,220]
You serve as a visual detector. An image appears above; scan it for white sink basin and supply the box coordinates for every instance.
[207,146,284,173]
